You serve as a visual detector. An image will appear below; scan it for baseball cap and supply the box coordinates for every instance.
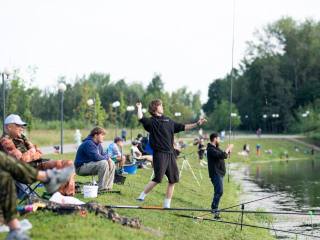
[114,137,123,143]
[132,140,140,145]
[5,114,27,126]
[137,134,143,138]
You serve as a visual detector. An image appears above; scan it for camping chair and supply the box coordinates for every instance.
[15,158,51,204]
[130,149,148,166]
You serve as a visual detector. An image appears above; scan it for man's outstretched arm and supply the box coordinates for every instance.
[185,118,207,131]
[136,103,143,120]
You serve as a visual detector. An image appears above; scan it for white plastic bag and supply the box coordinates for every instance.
[49,192,85,205]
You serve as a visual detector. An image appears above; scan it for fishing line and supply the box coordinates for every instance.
[228,0,236,184]
[176,214,319,239]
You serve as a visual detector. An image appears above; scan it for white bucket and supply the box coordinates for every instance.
[83,185,98,198]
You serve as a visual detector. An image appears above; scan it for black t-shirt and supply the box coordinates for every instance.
[139,115,185,153]
[207,143,228,178]
[198,144,205,155]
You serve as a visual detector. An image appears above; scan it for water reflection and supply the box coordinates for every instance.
[231,158,320,239]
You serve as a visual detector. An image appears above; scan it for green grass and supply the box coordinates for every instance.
[0,145,279,240]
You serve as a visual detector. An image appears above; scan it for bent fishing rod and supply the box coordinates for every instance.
[228,0,236,184]
[176,214,319,239]
[197,182,319,218]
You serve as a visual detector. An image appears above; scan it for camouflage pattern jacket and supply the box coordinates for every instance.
[0,133,43,163]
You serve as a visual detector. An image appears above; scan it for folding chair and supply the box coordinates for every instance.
[76,164,98,185]
[15,158,51,204]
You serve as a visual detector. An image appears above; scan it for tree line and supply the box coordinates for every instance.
[203,17,320,134]
[0,71,202,132]
[1,17,319,136]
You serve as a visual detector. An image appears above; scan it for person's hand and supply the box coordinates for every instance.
[107,158,113,168]
[29,148,36,156]
[198,118,207,125]
[136,102,142,108]
[226,143,234,153]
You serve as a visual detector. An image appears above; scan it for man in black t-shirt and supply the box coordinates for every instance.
[207,133,234,219]
[136,99,207,208]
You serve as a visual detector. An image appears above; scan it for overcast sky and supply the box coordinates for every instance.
[1,0,319,103]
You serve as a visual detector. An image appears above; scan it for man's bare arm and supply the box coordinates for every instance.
[136,103,143,120]
[185,118,207,131]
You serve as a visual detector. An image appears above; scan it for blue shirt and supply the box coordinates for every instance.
[74,135,108,168]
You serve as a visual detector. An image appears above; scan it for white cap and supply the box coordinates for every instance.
[5,114,27,126]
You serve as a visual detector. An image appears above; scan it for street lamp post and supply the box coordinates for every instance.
[231,113,237,139]
[274,114,279,133]
[142,108,146,135]
[112,101,120,137]
[272,114,276,133]
[245,115,249,132]
[306,111,309,138]
[87,98,96,126]
[1,67,13,133]
[127,106,134,141]
[174,112,181,139]
[263,114,267,133]
[58,83,67,154]
[302,112,309,137]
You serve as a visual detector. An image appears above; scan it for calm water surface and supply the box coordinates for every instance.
[231,158,320,239]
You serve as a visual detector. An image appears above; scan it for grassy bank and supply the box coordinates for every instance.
[1,146,276,240]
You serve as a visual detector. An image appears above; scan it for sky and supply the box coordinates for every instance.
[1,0,319,103]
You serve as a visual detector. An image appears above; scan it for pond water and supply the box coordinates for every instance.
[231,158,320,239]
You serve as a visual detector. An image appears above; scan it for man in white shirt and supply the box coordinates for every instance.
[131,140,153,164]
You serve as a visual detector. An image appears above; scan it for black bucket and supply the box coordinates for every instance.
[114,173,126,185]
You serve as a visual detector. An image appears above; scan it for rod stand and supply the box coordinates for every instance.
[241,204,244,231]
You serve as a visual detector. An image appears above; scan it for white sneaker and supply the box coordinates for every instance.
[199,163,204,166]
[202,162,207,166]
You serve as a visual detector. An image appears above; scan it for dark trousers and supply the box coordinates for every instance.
[211,174,224,210]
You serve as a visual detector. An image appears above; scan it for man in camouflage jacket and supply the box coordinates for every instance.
[0,114,75,196]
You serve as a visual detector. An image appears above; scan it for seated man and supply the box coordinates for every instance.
[105,137,126,166]
[74,126,115,190]
[136,134,149,155]
[0,151,74,240]
[0,114,75,196]
[131,140,153,164]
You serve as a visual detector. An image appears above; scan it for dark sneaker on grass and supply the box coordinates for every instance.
[5,228,30,240]
[44,165,74,194]
[136,198,144,203]
[214,212,221,219]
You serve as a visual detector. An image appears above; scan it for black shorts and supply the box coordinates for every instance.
[199,153,204,160]
[152,151,179,184]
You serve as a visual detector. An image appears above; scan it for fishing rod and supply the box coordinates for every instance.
[176,214,319,239]
[104,205,320,217]
[177,151,197,159]
[197,183,319,218]
[228,0,236,184]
